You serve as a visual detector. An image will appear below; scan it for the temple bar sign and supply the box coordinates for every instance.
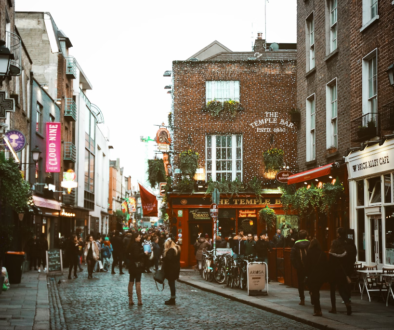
[249,112,295,133]
[219,198,281,205]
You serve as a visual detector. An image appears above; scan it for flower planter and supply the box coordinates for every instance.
[357,126,376,140]
[327,147,337,154]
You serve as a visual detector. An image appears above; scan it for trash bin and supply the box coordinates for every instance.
[4,252,25,284]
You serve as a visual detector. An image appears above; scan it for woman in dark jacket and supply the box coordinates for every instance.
[328,239,351,315]
[37,234,49,273]
[162,238,181,306]
[126,233,147,306]
[66,235,79,279]
[305,238,327,316]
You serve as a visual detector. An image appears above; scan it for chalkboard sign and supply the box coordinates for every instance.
[46,249,63,273]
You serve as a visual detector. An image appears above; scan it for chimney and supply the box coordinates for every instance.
[254,32,266,53]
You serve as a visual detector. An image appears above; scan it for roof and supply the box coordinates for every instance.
[205,51,297,61]
[57,29,73,48]
[187,40,232,61]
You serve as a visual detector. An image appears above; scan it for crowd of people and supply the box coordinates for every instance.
[24,234,49,273]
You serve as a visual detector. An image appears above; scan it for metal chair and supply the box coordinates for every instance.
[382,267,394,307]
[363,264,385,302]
[351,263,364,293]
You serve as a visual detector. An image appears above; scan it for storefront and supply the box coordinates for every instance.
[167,191,299,268]
[346,138,394,267]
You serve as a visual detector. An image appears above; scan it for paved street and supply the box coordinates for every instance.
[53,269,317,330]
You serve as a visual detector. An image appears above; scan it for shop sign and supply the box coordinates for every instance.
[239,210,257,218]
[276,170,293,183]
[46,123,61,173]
[4,130,26,152]
[220,198,272,205]
[247,262,267,296]
[189,209,211,221]
[60,209,75,217]
[178,210,183,217]
[155,127,171,152]
[128,197,136,213]
[249,112,295,133]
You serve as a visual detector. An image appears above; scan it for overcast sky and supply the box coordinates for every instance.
[16,0,297,185]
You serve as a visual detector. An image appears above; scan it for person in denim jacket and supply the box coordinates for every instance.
[101,237,113,272]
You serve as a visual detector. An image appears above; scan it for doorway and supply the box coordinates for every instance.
[370,217,382,265]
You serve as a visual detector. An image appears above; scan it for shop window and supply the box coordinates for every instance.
[205,81,240,103]
[368,176,381,204]
[386,206,394,265]
[357,209,366,261]
[357,180,365,206]
[384,174,392,204]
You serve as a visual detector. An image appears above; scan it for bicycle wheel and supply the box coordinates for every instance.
[240,271,247,290]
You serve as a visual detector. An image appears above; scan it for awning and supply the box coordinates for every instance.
[287,163,333,185]
[32,195,61,211]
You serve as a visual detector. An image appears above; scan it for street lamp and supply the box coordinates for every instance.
[0,40,13,85]
[387,64,394,88]
[31,146,41,163]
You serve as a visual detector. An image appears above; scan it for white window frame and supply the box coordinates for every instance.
[22,70,26,113]
[25,144,30,182]
[306,94,316,161]
[26,76,30,118]
[362,0,379,27]
[205,135,242,182]
[306,15,315,71]
[329,0,338,52]
[362,49,378,125]
[326,78,338,149]
[205,81,240,103]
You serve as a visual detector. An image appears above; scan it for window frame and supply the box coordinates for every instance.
[305,13,315,71]
[36,102,43,134]
[329,0,338,52]
[306,94,316,161]
[326,78,338,149]
[362,49,378,120]
[205,81,240,103]
[362,0,379,26]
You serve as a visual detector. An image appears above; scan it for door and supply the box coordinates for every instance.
[370,217,382,265]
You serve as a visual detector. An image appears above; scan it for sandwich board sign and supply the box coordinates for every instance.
[247,262,268,296]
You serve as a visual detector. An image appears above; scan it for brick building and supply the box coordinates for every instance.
[167,35,298,268]
[345,1,394,267]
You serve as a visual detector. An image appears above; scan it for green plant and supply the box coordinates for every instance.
[223,100,244,118]
[168,112,173,129]
[0,224,14,259]
[263,148,284,172]
[259,206,277,229]
[205,178,244,198]
[176,177,194,192]
[321,178,344,214]
[204,100,223,117]
[179,150,199,177]
[115,210,127,223]
[248,176,262,197]
[0,152,31,213]
[147,159,166,188]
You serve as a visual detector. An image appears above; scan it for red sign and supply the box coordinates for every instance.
[276,170,293,183]
[46,123,61,173]
[138,183,158,217]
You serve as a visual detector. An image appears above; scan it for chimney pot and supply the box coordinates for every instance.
[257,32,263,39]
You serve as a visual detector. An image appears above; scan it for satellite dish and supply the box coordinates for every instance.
[269,43,280,51]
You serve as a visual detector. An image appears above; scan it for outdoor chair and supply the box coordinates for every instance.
[382,267,394,307]
[351,263,364,293]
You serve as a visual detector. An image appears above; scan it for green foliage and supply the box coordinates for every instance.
[176,177,194,192]
[223,100,244,118]
[147,159,166,188]
[248,176,263,197]
[206,178,244,198]
[259,206,277,229]
[115,210,127,222]
[205,100,223,117]
[0,224,14,258]
[321,178,345,214]
[263,148,284,172]
[204,99,243,118]
[0,152,31,213]
[179,150,199,177]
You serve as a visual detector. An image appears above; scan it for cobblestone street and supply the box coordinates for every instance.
[52,270,317,330]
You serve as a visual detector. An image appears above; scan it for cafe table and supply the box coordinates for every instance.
[357,269,394,305]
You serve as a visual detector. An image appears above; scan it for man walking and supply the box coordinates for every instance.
[110,231,124,275]
[290,230,310,305]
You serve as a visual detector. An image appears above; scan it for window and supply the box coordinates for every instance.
[362,50,378,125]
[384,174,392,203]
[85,106,95,152]
[385,206,394,266]
[329,0,337,52]
[306,95,316,161]
[206,81,240,103]
[326,80,338,148]
[306,16,315,71]
[85,149,95,193]
[368,176,381,204]
[368,56,377,114]
[50,114,55,122]
[363,0,378,25]
[36,103,43,133]
[22,70,26,113]
[206,135,242,182]
[357,180,365,206]
[85,106,95,193]
[26,77,30,118]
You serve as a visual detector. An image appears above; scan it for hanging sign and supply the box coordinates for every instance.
[4,130,26,152]
[155,126,171,152]
[0,91,15,119]
[138,183,158,217]
[276,170,293,183]
[128,197,136,213]
[46,123,61,173]
[189,209,211,221]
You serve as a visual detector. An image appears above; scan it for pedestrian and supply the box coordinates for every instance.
[25,235,38,271]
[110,231,124,275]
[77,237,84,272]
[244,233,256,257]
[216,236,227,248]
[126,232,147,306]
[255,233,270,264]
[272,229,284,248]
[123,231,133,269]
[162,238,181,305]
[305,238,327,316]
[159,232,166,255]
[84,235,99,279]
[152,236,161,272]
[232,234,246,259]
[66,235,79,279]
[142,235,153,273]
[93,236,104,273]
[101,237,112,272]
[328,237,352,315]
[37,234,48,273]
[290,229,310,305]
[194,237,210,273]
[286,229,298,248]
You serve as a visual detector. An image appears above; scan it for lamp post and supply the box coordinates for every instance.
[31,146,41,163]
[0,40,14,86]
[387,64,394,88]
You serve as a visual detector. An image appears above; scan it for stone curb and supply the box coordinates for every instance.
[178,277,363,330]
[47,276,67,330]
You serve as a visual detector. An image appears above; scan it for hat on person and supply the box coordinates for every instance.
[104,237,109,241]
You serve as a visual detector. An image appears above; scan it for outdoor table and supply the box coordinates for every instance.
[382,274,394,306]
[357,270,394,305]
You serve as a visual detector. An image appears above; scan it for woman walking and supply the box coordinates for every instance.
[84,235,99,279]
[162,238,181,306]
[305,238,327,316]
[67,235,79,279]
[126,232,147,306]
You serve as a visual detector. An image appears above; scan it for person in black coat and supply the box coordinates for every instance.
[255,234,270,264]
[66,235,80,279]
[126,232,147,306]
[286,229,298,248]
[26,235,38,271]
[37,234,49,273]
[162,238,181,306]
[305,238,327,316]
[152,236,161,271]
[110,231,124,275]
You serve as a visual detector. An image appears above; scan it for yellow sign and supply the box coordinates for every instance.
[239,210,257,218]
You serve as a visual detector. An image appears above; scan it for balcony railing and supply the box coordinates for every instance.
[66,57,77,79]
[381,101,394,132]
[351,112,379,142]
[63,189,76,205]
[65,98,77,121]
[6,31,22,76]
[64,142,76,162]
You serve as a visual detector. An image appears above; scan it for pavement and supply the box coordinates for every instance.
[178,270,394,330]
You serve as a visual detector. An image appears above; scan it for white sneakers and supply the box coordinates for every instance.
[38,269,41,273]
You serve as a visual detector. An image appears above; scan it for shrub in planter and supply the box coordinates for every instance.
[289,108,301,123]
[147,159,166,188]
[204,100,223,117]
[176,177,194,192]
[259,206,277,229]
[223,100,244,118]
[357,120,376,139]
[179,150,199,177]
[262,148,284,172]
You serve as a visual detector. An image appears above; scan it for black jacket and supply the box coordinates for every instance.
[232,238,246,255]
[162,247,181,281]
[111,236,123,254]
[305,246,328,286]
[290,240,310,271]
[127,242,145,274]
[26,238,39,255]
[272,234,284,248]
[255,240,270,259]
[66,240,80,261]
[286,232,298,248]
[328,250,349,284]
[152,242,161,260]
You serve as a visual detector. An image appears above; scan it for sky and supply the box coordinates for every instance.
[16,0,297,185]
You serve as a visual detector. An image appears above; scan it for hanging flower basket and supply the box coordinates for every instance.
[223,100,244,118]
[147,159,166,188]
[263,148,284,172]
[179,150,199,177]
[204,100,223,117]
[259,206,277,229]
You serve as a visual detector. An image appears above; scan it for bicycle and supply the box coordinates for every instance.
[214,254,229,284]
[239,255,256,290]
[202,250,214,282]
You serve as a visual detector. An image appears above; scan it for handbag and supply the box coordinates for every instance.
[153,269,165,291]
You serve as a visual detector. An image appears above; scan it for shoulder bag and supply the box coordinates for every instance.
[153,269,165,291]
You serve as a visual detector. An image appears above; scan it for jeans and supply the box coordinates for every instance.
[93,260,103,272]
[102,257,111,270]
[154,258,159,271]
[112,252,123,273]
[309,283,322,310]
[296,269,306,300]
[168,279,176,298]
[198,260,203,270]
[68,256,78,277]
[78,256,83,270]
[87,259,96,276]
[29,255,38,270]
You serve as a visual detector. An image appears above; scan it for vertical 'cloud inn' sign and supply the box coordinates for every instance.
[46,123,61,173]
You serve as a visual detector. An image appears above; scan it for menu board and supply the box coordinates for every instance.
[46,249,63,273]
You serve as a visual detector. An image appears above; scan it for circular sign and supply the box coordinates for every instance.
[276,170,293,183]
[4,130,26,152]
